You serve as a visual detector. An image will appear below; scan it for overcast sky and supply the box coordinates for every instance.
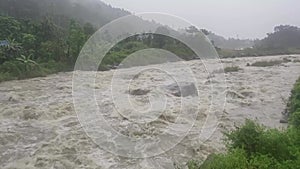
[101,0,300,39]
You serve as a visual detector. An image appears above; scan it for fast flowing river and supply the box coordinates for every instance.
[1,55,300,169]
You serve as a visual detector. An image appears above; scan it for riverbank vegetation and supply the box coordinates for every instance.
[0,14,201,81]
[249,59,289,67]
[0,15,95,81]
[187,77,300,169]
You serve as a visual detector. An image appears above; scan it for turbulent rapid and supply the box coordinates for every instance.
[1,55,300,169]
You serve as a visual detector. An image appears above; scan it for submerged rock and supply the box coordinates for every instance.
[165,82,198,97]
[129,89,150,96]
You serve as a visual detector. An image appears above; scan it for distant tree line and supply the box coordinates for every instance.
[219,25,300,58]
[256,25,300,50]
[101,26,209,69]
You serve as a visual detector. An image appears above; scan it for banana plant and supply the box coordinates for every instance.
[16,54,38,71]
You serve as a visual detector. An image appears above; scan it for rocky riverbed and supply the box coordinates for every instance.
[1,55,300,169]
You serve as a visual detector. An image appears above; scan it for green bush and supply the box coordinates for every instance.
[288,78,300,114]
[198,149,249,169]
[0,61,24,77]
[193,120,300,169]
[0,60,68,81]
[258,129,296,161]
[224,119,264,156]
[224,66,241,73]
[248,154,277,169]
[290,111,300,129]
[224,120,296,161]
[0,60,44,80]
[0,72,15,82]
[250,60,286,67]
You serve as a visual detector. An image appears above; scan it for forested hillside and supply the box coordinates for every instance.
[0,0,129,28]
[218,25,300,58]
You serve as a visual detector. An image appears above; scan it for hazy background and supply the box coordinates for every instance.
[101,0,300,39]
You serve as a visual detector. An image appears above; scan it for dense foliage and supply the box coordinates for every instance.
[188,77,300,169]
[101,31,200,69]
[288,78,300,117]
[0,15,95,81]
